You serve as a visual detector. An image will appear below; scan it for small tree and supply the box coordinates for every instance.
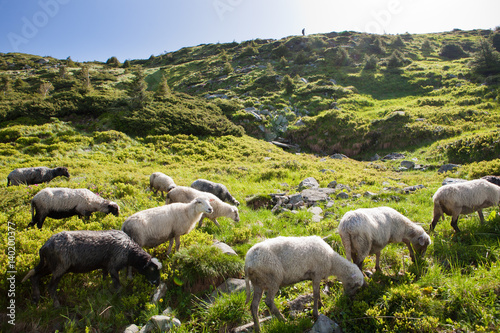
[282,74,295,95]
[391,35,405,48]
[222,61,233,75]
[123,60,131,68]
[66,56,76,67]
[0,75,12,95]
[421,39,434,54]
[39,81,54,97]
[491,32,500,52]
[58,65,67,79]
[78,65,92,93]
[155,74,170,98]
[469,38,500,76]
[439,43,467,59]
[129,69,151,108]
[106,56,121,67]
[363,54,378,70]
[387,50,407,68]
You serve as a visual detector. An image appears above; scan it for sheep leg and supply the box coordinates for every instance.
[264,286,286,322]
[174,235,181,252]
[197,215,205,227]
[127,266,133,280]
[375,252,382,272]
[108,268,121,290]
[450,214,461,233]
[405,241,416,262]
[312,278,322,319]
[48,272,65,308]
[250,285,264,333]
[430,213,441,232]
[477,209,485,223]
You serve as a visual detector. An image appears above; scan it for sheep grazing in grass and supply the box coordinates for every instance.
[21,230,162,307]
[166,186,239,227]
[121,198,213,254]
[28,188,120,229]
[149,172,176,196]
[431,178,500,232]
[190,178,240,206]
[244,236,364,332]
[338,206,431,272]
[7,166,70,186]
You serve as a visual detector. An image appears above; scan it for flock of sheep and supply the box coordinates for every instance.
[9,165,500,332]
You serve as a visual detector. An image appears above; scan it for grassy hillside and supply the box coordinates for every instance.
[0,29,500,332]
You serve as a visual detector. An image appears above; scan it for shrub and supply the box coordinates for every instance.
[469,38,500,76]
[364,54,379,70]
[105,56,121,67]
[282,74,296,94]
[440,43,467,59]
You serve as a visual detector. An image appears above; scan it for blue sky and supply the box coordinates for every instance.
[0,0,499,62]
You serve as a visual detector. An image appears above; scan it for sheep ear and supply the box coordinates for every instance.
[151,258,162,270]
[209,199,216,202]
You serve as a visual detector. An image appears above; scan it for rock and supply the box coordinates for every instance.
[442,177,467,186]
[400,160,415,169]
[233,316,273,333]
[271,141,299,150]
[139,315,181,333]
[288,193,304,206]
[320,169,335,173]
[330,153,348,160]
[383,152,405,160]
[327,180,337,188]
[299,177,319,191]
[403,184,425,193]
[213,241,237,256]
[211,278,247,299]
[336,192,349,199]
[301,188,336,205]
[326,200,335,209]
[363,191,377,197]
[438,164,460,174]
[150,282,167,305]
[124,324,139,333]
[288,294,314,315]
[371,153,381,161]
[310,314,342,333]
[308,206,323,215]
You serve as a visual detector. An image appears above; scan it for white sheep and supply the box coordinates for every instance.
[338,206,431,272]
[121,197,213,254]
[29,188,120,229]
[8,166,70,186]
[431,178,500,232]
[244,236,364,333]
[166,186,239,227]
[149,172,176,196]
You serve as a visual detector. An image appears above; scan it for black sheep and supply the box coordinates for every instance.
[22,230,162,307]
[190,178,240,206]
[7,166,70,186]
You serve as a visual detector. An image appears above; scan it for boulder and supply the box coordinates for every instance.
[383,152,405,160]
[139,315,181,333]
[310,314,342,333]
[400,160,415,169]
[442,177,467,186]
[301,188,335,205]
[213,241,237,256]
[438,164,460,174]
[123,324,139,333]
[299,177,319,190]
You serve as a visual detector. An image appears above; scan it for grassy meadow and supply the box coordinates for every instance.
[0,28,500,332]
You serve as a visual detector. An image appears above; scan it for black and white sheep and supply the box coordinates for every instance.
[29,187,120,229]
[431,178,500,232]
[166,186,239,227]
[22,229,162,307]
[121,198,213,254]
[190,178,240,206]
[149,172,176,196]
[244,236,364,332]
[338,206,431,272]
[7,166,70,186]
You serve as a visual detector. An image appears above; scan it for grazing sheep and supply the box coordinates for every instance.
[482,175,500,187]
[244,236,364,332]
[22,230,162,307]
[339,207,431,272]
[121,198,213,254]
[149,172,176,196]
[431,178,500,232]
[190,178,240,206]
[29,188,120,229]
[7,166,70,186]
[166,186,239,227]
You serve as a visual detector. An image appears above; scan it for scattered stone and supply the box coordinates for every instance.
[139,315,181,333]
[400,160,415,169]
[233,316,273,333]
[310,314,342,333]
[288,294,314,315]
[327,180,337,188]
[363,191,377,197]
[326,200,335,209]
[320,169,335,173]
[211,278,247,299]
[330,153,348,160]
[150,282,167,305]
[336,192,349,199]
[301,188,336,205]
[371,153,381,161]
[442,177,467,186]
[438,163,460,174]
[124,324,139,333]
[383,152,405,160]
[299,177,319,190]
[403,184,425,193]
[271,141,299,150]
[213,241,237,256]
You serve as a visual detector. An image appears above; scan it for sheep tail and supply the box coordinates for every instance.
[21,269,35,283]
[245,270,252,304]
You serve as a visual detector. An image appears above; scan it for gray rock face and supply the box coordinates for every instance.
[299,177,320,190]
[438,164,460,174]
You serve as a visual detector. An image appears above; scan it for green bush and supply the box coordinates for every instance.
[440,43,468,59]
